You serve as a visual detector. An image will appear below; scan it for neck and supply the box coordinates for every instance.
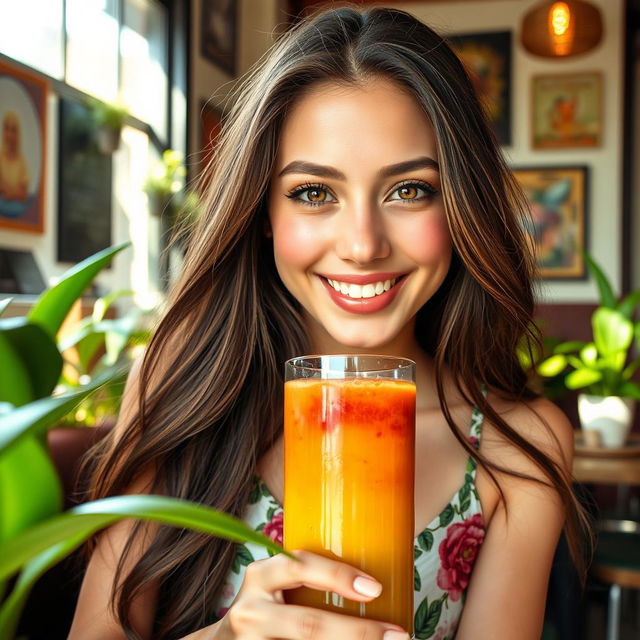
[304,313,441,412]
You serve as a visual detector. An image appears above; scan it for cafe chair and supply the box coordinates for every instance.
[591,519,640,640]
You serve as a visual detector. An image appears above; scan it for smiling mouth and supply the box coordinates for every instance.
[321,274,407,299]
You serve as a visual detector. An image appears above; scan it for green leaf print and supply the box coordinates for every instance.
[237,544,254,568]
[266,506,277,521]
[417,529,434,552]
[414,545,423,560]
[414,565,421,591]
[249,482,261,504]
[439,504,454,528]
[465,458,475,474]
[261,482,271,498]
[459,482,471,513]
[414,595,444,639]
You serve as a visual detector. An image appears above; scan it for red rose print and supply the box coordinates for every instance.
[263,511,283,545]
[436,513,485,601]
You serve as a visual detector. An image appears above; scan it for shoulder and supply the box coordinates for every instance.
[477,392,574,521]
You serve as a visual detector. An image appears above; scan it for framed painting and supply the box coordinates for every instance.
[448,30,512,146]
[532,73,602,149]
[0,59,48,233]
[200,0,237,76]
[513,166,588,280]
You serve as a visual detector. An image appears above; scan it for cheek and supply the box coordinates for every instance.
[271,216,326,274]
[401,214,452,264]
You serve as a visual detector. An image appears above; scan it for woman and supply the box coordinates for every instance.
[69,5,588,639]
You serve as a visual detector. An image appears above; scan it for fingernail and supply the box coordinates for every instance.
[353,575,382,597]
[383,632,410,640]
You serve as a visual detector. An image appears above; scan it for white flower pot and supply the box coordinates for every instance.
[577,394,636,447]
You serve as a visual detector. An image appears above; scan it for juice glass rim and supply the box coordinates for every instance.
[285,354,416,376]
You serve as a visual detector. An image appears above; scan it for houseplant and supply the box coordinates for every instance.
[88,98,129,154]
[144,148,187,218]
[0,243,286,638]
[537,253,640,446]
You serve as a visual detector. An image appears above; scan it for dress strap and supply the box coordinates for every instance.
[467,383,488,451]
[465,385,487,480]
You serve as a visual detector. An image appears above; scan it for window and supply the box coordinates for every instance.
[121,0,169,138]
[0,0,65,78]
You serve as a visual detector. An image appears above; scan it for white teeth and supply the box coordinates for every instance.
[361,284,376,298]
[325,276,400,299]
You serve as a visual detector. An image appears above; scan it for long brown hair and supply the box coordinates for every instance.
[85,4,590,638]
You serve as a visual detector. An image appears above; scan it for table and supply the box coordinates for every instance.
[573,455,640,486]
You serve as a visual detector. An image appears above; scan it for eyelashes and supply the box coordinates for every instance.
[284,179,439,208]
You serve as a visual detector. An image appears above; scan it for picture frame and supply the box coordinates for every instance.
[531,72,602,149]
[513,166,588,280]
[0,59,48,234]
[200,0,237,76]
[448,30,512,146]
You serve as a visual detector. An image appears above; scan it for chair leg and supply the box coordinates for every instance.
[606,584,621,640]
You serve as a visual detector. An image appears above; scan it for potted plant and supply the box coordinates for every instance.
[0,244,286,638]
[537,253,640,447]
[88,98,129,154]
[144,149,187,218]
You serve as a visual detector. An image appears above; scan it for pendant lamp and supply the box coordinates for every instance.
[521,0,603,58]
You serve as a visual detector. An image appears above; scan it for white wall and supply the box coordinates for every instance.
[396,0,625,303]
[188,0,280,173]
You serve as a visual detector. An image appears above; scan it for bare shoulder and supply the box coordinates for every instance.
[479,392,574,496]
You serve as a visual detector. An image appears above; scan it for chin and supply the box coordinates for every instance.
[327,327,398,352]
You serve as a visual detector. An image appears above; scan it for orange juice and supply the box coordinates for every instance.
[284,376,415,632]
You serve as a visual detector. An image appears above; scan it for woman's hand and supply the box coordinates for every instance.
[211,550,410,639]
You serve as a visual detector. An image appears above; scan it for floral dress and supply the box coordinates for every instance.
[213,405,486,640]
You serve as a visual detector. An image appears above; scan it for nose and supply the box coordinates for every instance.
[334,202,391,265]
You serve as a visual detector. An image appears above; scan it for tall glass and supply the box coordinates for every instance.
[283,355,416,634]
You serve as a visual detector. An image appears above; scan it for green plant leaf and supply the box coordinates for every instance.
[0,298,12,317]
[0,317,62,401]
[27,242,131,339]
[617,290,640,319]
[0,331,33,407]
[0,436,62,543]
[622,360,640,381]
[0,532,86,638]
[565,368,602,390]
[0,368,126,456]
[580,343,598,367]
[0,495,291,581]
[537,354,567,377]
[92,289,134,322]
[553,341,586,354]
[593,308,633,356]
[618,381,640,400]
[584,252,616,309]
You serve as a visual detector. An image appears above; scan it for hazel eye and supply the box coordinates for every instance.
[285,183,337,207]
[389,180,438,203]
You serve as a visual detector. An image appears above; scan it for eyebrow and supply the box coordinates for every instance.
[276,156,439,180]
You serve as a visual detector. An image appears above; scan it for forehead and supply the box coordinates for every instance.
[275,77,437,170]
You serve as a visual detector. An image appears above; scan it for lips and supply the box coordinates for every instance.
[318,273,408,314]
